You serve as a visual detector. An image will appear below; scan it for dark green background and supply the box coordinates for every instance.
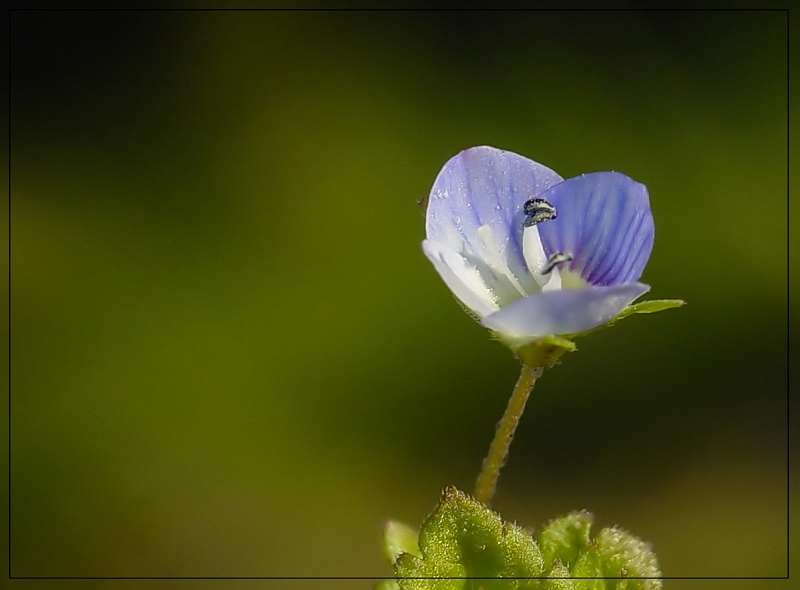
[8,9,790,589]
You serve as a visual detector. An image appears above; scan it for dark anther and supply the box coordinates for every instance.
[522,198,557,227]
[542,251,573,275]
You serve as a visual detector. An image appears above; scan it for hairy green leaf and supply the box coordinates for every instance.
[384,488,661,590]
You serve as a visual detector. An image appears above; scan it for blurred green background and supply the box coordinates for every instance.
[8,8,791,589]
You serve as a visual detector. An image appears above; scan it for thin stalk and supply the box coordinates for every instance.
[474,364,543,506]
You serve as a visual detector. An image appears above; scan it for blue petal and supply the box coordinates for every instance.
[537,172,654,286]
[481,282,650,339]
[425,146,563,275]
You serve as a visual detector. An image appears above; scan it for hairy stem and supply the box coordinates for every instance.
[474,364,543,506]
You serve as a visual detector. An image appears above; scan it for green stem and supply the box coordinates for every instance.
[474,364,543,506]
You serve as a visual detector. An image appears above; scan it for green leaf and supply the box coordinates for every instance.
[388,488,661,590]
[395,487,544,589]
[594,527,661,590]
[383,520,421,564]
[543,561,575,590]
[538,511,593,571]
[571,549,606,590]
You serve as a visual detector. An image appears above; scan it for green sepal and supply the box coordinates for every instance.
[510,335,577,369]
[609,299,686,323]
[562,298,686,341]
[502,299,684,367]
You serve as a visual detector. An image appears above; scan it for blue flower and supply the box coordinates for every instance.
[423,146,654,349]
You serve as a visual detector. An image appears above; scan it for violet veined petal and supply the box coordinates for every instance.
[422,239,500,319]
[537,172,654,286]
[425,146,563,285]
[481,282,650,339]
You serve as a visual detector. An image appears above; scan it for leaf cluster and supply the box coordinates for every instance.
[380,487,661,590]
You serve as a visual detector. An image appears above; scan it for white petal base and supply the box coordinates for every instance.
[422,239,500,318]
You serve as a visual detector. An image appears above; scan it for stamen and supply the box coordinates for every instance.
[522,198,557,227]
[542,251,573,275]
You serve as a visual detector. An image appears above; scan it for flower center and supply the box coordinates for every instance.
[521,197,572,292]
